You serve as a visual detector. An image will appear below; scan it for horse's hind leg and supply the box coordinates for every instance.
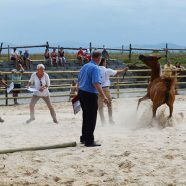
[168,104,173,118]
[137,95,149,110]
[152,104,158,118]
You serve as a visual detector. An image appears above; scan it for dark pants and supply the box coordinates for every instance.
[78,89,98,145]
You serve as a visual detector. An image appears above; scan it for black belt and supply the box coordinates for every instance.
[102,86,109,88]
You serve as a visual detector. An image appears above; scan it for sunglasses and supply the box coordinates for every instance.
[40,80,42,86]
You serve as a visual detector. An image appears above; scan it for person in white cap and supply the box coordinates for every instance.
[26,64,58,124]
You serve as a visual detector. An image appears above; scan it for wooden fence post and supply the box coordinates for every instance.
[117,75,120,98]
[5,74,8,106]
[8,45,10,61]
[165,43,168,62]
[89,42,92,54]
[122,45,124,54]
[129,43,132,63]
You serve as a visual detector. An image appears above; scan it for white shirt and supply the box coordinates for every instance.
[29,72,50,96]
[99,66,117,87]
[11,50,18,57]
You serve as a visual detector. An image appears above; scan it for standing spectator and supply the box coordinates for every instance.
[50,48,59,66]
[11,63,24,105]
[98,58,128,124]
[23,49,32,70]
[101,47,109,61]
[58,47,66,66]
[78,51,109,147]
[0,73,8,122]
[77,47,85,64]
[44,48,52,66]
[26,64,58,124]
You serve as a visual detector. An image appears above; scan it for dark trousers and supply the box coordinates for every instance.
[78,89,98,144]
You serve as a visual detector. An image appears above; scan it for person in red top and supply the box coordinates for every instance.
[77,47,85,64]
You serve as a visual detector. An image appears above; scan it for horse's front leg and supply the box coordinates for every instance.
[137,94,149,110]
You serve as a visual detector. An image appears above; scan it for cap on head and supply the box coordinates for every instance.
[37,64,45,70]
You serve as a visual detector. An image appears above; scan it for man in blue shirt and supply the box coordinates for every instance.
[78,51,108,147]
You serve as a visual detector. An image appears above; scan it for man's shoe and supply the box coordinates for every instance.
[80,136,85,144]
[85,142,101,147]
[80,140,85,144]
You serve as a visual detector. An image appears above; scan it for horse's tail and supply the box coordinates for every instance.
[164,77,175,103]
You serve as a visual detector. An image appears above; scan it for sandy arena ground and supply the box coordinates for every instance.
[0,95,186,186]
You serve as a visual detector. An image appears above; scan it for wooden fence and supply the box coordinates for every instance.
[0,69,186,106]
[1,42,186,63]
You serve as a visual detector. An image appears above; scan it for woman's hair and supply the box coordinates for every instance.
[99,57,106,66]
[37,64,45,70]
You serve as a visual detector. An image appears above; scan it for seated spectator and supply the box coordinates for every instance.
[10,48,19,61]
[50,48,59,66]
[58,47,67,67]
[175,62,185,71]
[23,49,32,70]
[44,48,52,66]
[174,62,185,95]
[10,48,20,67]
[76,47,85,64]
[69,80,78,101]
[101,47,110,61]
[17,50,24,66]
[83,49,91,63]
[11,64,24,105]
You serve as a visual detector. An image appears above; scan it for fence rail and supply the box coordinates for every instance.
[1,42,186,63]
[0,69,186,105]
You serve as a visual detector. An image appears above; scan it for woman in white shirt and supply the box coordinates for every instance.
[98,58,128,124]
[26,64,58,124]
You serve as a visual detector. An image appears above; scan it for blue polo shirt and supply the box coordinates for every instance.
[78,60,101,94]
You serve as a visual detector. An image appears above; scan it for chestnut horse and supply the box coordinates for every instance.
[137,55,175,118]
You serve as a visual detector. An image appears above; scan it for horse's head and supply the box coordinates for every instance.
[139,54,161,80]
[139,55,161,62]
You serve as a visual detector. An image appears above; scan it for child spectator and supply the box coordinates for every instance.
[69,80,78,101]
